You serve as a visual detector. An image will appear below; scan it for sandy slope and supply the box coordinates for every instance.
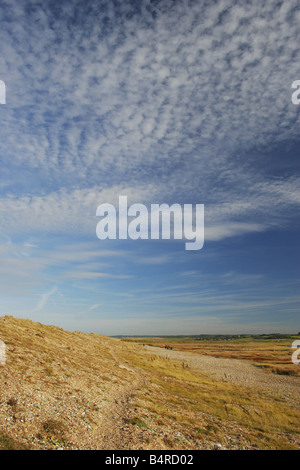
[0,316,299,450]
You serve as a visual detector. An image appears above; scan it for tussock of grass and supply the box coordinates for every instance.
[0,433,30,450]
[129,416,149,428]
[36,419,69,447]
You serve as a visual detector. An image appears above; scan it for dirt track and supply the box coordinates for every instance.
[97,342,149,450]
[144,345,300,408]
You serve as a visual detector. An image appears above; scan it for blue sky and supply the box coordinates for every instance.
[0,0,299,335]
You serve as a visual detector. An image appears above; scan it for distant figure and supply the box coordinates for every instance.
[0,340,5,365]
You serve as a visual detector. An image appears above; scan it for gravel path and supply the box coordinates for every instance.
[144,346,300,408]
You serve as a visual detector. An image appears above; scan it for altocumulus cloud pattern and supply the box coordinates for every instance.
[0,0,299,335]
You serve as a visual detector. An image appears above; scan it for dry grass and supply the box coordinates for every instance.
[121,343,300,449]
[0,316,299,450]
[0,315,132,449]
[127,336,300,377]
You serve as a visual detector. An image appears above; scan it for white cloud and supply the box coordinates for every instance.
[205,222,267,241]
[138,255,171,265]
[65,271,133,280]
[32,287,57,312]
[0,0,299,198]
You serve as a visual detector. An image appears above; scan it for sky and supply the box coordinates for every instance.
[0,0,299,335]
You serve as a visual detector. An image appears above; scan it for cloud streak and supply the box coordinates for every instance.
[32,286,57,312]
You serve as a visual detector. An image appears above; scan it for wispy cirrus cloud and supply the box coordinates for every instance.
[32,286,57,312]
